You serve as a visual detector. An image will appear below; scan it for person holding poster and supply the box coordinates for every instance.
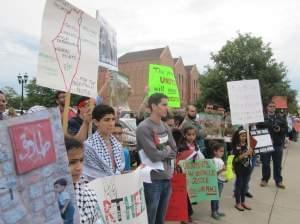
[65,137,102,224]
[84,104,125,179]
[259,101,288,189]
[0,90,8,120]
[232,129,253,211]
[136,93,177,224]
[55,91,76,120]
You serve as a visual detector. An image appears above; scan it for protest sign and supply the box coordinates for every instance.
[225,155,235,181]
[88,168,148,224]
[227,80,264,125]
[179,159,219,203]
[148,64,181,108]
[198,113,223,138]
[250,129,274,154]
[97,11,118,71]
[0,108,79,224]
[37,0,99,98]
[272,96,288,109]
[165,173,188,222]
[109,71,131,110]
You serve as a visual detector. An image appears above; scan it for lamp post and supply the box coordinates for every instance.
[17,73,28,115]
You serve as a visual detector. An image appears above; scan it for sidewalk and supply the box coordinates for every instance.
[167,141,300,224]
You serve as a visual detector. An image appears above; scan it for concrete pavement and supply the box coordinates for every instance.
[167,141,300,224]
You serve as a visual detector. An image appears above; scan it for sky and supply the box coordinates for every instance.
[0,0,299,101]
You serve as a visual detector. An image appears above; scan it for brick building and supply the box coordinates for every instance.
[114,46,200,111]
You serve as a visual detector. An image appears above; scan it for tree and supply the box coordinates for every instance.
[198,33,298,113]
[1,86,21,109]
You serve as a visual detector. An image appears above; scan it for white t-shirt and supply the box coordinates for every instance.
[213,157,226,182]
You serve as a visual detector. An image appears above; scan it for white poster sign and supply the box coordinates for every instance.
[88,169,148,224]
[97,11,118,71]
[37,0,100,98]
[227,80,264,125]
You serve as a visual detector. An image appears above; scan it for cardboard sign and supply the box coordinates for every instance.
[97,11,118,71]
[198,113,223,138]
[227,80,264,125]
[179,160,219,203]
[0,108,79,224]
[109,71,130,110]
[250,129,274,154]
[37,0,100,98]
[165,173,188,222]
[88,168,148,224]
[272,96,288,109]
[148,64,181,108]
[9,119,56,174]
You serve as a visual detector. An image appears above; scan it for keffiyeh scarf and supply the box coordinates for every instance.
[84,131,125,179]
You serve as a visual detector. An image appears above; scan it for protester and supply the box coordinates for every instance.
[180,105,206,155]
[232,129,253,211]
[68,96,94,142]
[204,102,215,114]
[113,123,131,171]
[211,142,226,220]
[176,126,204,224]
[84,104,125,179]
[7,107,17,117]
[136,93,177,224]
[162,111,176,129]
[55,91,76,120]
[258,101,287,189]
[0,90,8,120]
[64,137,102,224]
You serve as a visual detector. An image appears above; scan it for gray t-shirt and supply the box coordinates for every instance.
[136,118,177,180]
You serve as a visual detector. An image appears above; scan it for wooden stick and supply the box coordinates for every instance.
[63,92,71,134]
[246,123,251,149]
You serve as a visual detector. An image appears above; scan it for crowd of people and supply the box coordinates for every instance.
[0,87,299,224]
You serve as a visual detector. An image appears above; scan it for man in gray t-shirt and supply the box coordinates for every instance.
[136,93,176,224]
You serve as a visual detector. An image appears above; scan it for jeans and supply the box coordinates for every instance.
[245,155,257,193]
[261,145,283,184]
[143,180,172,224]
[59,202,75,224]
[211,181,224,213]
[235,167,251,204]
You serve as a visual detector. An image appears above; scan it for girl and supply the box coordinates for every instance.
[65,136,103,224]
[176,126,204,224]
[232,128,253,211]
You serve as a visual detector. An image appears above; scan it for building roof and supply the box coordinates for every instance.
[173,57,179,64]
[185,65,194,73]
[119,47,166,63]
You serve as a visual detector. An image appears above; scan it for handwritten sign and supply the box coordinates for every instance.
[165,173,188,222]
[97,11,118,71]
[37,0,100,98]
[148,64,181,108]
[88,168,148,224]
[9,119,56,174]
[0,108,79,224]
[179,160,219,203]
[250,129,274,154]
[227,80,264,125]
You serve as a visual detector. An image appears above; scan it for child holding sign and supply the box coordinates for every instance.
[232,129,253,211]
[211,143,226,220]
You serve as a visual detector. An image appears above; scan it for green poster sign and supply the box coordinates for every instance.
[180,159,219,203]
[148,64,181,108]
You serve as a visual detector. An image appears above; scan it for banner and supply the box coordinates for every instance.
[227,80,264,125]
[109,71,130,110]
[37,0,100,98]
[250,129,274,154]
[165,173,188,222]
[148,64,181,108]
[97,11,118,71]
[198,113,223,138]
[0,108,79,224]
[88,169,148,224]
[179,160,219,203]
[272,96,288,109]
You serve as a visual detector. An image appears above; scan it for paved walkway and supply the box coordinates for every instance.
[167,141,300,224]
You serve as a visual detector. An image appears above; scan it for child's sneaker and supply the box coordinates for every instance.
[211,212,220,220]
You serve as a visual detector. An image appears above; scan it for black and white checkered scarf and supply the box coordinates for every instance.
[84,131,125,179]
[74,176,102,224]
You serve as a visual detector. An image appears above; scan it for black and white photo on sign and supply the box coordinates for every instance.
[251,129,274,154]
[97,11,118,71]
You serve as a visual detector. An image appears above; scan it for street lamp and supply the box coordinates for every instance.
[17,73,28,115]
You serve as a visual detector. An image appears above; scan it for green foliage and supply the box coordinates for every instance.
[1,86,21,109]
[198,33,298,113]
